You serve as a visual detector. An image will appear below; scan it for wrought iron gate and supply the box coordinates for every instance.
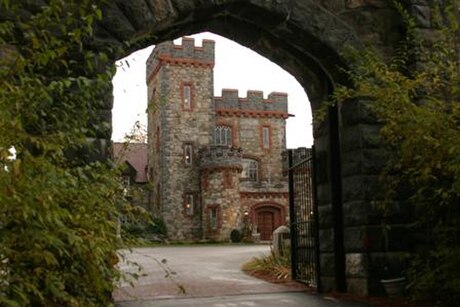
[287,147,320,290]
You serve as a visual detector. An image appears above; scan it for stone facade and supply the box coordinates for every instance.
[146,38,289,242]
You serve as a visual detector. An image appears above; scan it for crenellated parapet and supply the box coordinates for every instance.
[214,89,289,118]
[199,145,243,171]
[146,37,215,82]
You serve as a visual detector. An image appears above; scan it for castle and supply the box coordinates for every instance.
[146,37,290,241]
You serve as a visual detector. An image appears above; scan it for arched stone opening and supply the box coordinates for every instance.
[94,1,405,297]
[250,201,287,241]
[3,0,408,298]
[98,1,358,294]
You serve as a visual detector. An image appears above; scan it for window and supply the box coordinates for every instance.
[262,126,270,149]
[122,176,130,196]
[241,158,258,182]
[184,194,194,216]
[210,207,218,230]
[150,87,156,104]
[184,144,193,165]
[122,176,130,187]
[214,126,232,146]
[155,126,160,149]
[182,84,192,110]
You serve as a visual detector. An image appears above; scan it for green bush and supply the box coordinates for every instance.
[230,229,242,243]
[0,1,125,306]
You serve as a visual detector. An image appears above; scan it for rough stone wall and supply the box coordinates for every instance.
[215,90,289,236]
[147,38,215,240]
[201,168,242,241]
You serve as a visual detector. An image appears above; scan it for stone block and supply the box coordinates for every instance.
[100,2,137,41]
[320,253,336,276]
[318,204,333,229]
[316,184,331,204]
[346,277,369,296]
[342,201,382,227]
[320,276,336,292]
[319,229,334,252]
[346,253,367,278]
[411,4,431,28]
[341,175,382,203]
[340,124,383,153]
[341,148,386,177]
[343,226,367,252]
[340,99,379,126]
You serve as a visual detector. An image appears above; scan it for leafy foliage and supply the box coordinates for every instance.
[327,0,459,303]
[230,229,242,243]
[0,1,125,306]
[242,247,291,281]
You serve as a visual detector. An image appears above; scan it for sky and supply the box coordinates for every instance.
[111,32,313,149]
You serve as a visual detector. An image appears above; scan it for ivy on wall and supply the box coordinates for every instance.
[0,1,125,306]
[327,0,459,303]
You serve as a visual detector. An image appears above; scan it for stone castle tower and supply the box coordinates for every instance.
[146,37,290,241]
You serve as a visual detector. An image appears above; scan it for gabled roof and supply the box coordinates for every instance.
[112,142,148,183]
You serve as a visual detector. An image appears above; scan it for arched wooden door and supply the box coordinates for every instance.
[255,206,282,241]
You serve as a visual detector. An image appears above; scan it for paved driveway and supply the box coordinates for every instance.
[113,245,367,307]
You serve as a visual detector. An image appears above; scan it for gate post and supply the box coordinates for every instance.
[287,150,298,281]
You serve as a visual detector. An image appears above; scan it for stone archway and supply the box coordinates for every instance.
[91,0,406,296]
[7,0,414,297]
[251,202,286,241]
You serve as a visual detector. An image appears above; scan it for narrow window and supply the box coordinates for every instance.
[262,126,270,149]
[122,176,130,188]
[210,207,218,230]
[184,144,193,165]
[183,84,192,110]
[156,183,161,210]
[155,126,160,150]
[214,126,232,146]
[185,194,194,216]
[122,176,130,196]
[241,159,258,182]
[149,88,157,113]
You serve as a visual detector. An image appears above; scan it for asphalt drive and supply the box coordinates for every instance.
[113,245,367,307]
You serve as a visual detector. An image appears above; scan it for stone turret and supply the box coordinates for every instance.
[199,146,243,241]
[146,37,215,80]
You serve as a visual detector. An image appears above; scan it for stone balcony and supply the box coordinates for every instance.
[199,145,243,171]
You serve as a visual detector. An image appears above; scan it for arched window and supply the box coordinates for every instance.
[241,158,258,182]
[214,126,232,146]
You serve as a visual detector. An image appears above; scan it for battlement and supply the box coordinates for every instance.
[146,37,215,78]
[214,89,288,114]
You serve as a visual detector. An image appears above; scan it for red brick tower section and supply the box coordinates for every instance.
[200,146,243,241]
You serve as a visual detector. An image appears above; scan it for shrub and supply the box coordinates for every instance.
[0,1,125,305]
[230,229,242,243]
[242,247,291,281]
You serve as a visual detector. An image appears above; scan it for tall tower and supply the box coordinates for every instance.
[146,38,215,240]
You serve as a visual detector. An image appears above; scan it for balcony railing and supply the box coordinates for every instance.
[199,145,243,170]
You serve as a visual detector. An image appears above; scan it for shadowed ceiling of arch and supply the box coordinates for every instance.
[96,1,364,111]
